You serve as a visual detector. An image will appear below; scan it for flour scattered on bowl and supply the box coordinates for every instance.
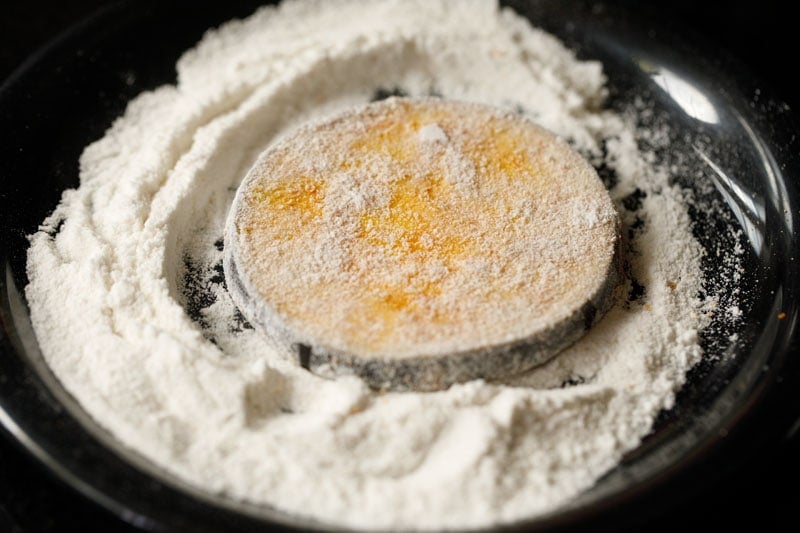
[26,0,725,529]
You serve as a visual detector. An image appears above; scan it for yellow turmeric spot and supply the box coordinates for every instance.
[249,176,324,219]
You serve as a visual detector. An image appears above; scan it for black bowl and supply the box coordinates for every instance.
[1,1,799,531]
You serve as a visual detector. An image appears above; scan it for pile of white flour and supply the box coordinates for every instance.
[25,0,715,529]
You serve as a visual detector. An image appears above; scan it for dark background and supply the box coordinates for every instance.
[1,1,798,531]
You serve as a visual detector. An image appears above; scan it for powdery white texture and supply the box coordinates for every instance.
[26,0,709,529]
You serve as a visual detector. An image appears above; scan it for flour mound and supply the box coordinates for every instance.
[26,0,712,529]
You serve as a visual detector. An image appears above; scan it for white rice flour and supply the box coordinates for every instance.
[26,0,712,529]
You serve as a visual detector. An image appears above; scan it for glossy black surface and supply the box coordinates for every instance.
[1,1,799,531]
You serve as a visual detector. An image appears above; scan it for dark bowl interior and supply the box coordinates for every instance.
[1,1,799,531]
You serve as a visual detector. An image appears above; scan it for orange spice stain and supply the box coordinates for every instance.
[242,176,326,239]
[351,280,447,350]
[249,176,324,218]
[463,120,537,182]
[344,106,485,333]
[342,107,551,350]
[349,104,446,162]
[355,171,473,333]
[381,176,468,255]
